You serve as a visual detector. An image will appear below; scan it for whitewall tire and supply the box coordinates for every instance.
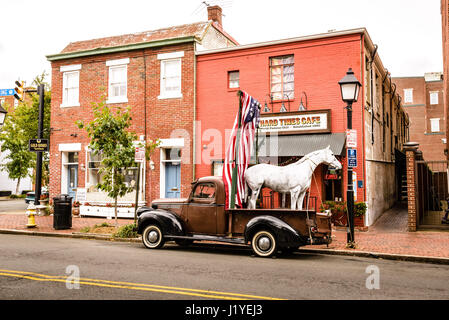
[142,224,165,249]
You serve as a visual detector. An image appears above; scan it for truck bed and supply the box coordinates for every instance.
[227,208,331,237]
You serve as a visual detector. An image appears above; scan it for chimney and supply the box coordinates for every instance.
[207,5,223,28]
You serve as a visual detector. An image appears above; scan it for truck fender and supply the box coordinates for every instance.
[137,209,185,236]
[244,215,305,247]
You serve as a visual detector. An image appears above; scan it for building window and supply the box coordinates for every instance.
[85,148,143,201]
[106,58,129,104]
[60,64,81,107]
[430,118,440,132]
[403,88,413,103]
[62,71,80,107]
[430,91,439,105]
[270,55,294,100]
[157,51,184,99]
[228,71,239,89]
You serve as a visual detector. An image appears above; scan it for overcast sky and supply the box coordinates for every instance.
[0,0,443,89]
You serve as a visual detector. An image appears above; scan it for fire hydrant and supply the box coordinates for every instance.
[26,204,37,228]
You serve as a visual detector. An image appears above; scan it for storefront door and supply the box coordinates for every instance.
[165,162,180,198]
[67,164,78,200]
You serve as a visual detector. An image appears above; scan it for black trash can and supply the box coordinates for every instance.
[53,194,73,230]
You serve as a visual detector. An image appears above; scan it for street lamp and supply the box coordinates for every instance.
[0,105,8,127]
[338,68,361,248]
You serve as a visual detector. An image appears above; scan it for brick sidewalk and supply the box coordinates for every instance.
[1,206,449,260]
[0,213,132,234]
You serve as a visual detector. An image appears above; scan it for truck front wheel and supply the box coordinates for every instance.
[142,224,165,249]
[251,230,277,257]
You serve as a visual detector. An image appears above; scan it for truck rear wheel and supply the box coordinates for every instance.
[142,224,165,249]
[251,230,277,257]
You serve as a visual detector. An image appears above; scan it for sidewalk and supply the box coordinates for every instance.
[0,204,448,264]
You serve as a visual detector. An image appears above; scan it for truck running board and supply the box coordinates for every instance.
[167,235,247,245]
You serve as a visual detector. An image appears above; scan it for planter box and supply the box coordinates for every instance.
[79,205,134,219]
[354,215,365,227]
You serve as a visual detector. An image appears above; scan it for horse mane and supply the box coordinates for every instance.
[288,149,323,166]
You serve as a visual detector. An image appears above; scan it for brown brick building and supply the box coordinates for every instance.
[394,73,445,161]
[46,6,237,217]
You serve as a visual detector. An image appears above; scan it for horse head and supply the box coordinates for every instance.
[322,145,342,169]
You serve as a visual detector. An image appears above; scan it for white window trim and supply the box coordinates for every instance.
[157,51,184,60]
[430,118,440,132]
[106,58,130,67]
[60,64,82,72]
[106,61,128,104]
[60,66,81,108]
[430,91,439,105]
[403,88,413,103]
[158,52,183,100]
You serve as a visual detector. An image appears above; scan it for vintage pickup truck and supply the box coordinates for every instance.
[136,176,332,257]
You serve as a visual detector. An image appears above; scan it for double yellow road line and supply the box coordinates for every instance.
[0,269,284,300]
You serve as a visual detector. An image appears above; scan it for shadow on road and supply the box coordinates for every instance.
[136,240,328,261]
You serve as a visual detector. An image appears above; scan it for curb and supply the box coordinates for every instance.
[298,247,449,265]
[1,228,449,265]
[0,229,141,243]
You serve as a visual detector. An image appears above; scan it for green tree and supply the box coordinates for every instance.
[77,97,159,225]
[0,103,34,194]
[0,72,51,194]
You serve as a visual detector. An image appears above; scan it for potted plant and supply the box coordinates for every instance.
[72,201,80,216]
[354,202,367,227]
[39,193,49,206]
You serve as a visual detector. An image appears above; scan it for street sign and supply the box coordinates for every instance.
[29,139,49,152]
[347,148,357,168]
[0,89,15,96]
[346,129,357,148]
[135,146,145,162]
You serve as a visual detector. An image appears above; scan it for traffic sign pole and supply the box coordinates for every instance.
[34,84,45,205]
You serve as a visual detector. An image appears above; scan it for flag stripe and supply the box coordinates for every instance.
[223,91,260,209]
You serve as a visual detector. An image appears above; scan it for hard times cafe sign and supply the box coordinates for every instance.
[258,109,331,135]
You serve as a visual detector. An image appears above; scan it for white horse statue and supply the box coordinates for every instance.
[245,146,342,210]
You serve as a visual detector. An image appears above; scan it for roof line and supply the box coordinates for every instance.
[46,36,198,61]
[195,27,367,55]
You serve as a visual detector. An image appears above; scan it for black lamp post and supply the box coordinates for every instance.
[0,105,7,127]
[338,68,361,248]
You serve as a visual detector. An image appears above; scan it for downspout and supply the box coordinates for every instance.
[370,44,378,145]
[193,44,197,180]
[361,33,367,203]
[143,50,148,204]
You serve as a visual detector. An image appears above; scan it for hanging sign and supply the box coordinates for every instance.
[346,129,357,148]
[29,139,49,152]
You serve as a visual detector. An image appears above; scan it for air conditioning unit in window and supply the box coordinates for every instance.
[88,162,101,169]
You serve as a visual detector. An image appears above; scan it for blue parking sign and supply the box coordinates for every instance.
[348,148,357,168]
[0,89,15,96]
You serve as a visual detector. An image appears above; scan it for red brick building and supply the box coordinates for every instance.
[195,28,410,226]
[394,73,445,161]
[46,6,237,218]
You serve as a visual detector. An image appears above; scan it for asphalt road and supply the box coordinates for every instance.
[1,234,449,301]
[0,199,28,214]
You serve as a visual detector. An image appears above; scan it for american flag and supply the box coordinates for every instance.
[223,91,261,209]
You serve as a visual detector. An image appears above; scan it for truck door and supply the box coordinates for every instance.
[186,182,217,234]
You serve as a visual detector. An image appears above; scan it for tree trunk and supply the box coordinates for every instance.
[15,177,21,196]
[114,196,118,227]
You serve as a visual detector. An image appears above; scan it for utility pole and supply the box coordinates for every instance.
[34,84,45,205]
